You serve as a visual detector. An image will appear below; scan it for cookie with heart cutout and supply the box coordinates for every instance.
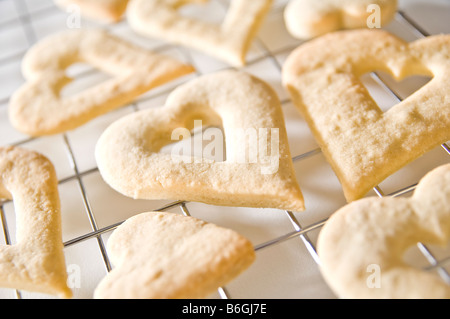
[95,70,305,212]
[317,163,450,299]
[126,0,273,67]
[282,29,450,202]
[9,29,194,136]
[284,0,398,39]
[0,146,72,298]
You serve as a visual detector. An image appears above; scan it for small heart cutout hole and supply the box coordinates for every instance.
[160,123,227,163]
[361,71,432,112]
[178,0,223,24]
[61,64,113,98]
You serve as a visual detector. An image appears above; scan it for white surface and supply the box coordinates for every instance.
[0,0,449,299]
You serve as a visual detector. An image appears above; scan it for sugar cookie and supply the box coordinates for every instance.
[284,0,398,39]
[0,146,71,298]
[317,164,450,298]
[282,29,450,202]
[95,70,305,212]
[9,29,194,136]
[127,0,273,67]
[54,0,129,23]
[94,211,255,299]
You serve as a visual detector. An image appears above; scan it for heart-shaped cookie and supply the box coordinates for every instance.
[317,163,450,298]
[284,0,398,39]
[9,29,194,136]
[0,146,71,298]
[93,211,255,298]
[54,0,129,23]
[282,29,450,202]
[95,70,305,212]
[126,0,273,67]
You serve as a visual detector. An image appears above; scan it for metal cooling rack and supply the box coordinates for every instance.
[0,0,449,299]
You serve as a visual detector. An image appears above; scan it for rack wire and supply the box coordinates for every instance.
[0,0,449,299]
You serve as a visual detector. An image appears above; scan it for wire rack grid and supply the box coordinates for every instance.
[0,0,449,299]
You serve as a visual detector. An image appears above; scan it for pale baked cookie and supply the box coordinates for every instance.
[54,0,129,23]
[284,0,398,39]
[317,164,450,299]
[282,29,450,202]
[94,211,255,298]
[127,0,273,67]
[95,70,305,212]
[0,146,72,298]
[9,29,194,136]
